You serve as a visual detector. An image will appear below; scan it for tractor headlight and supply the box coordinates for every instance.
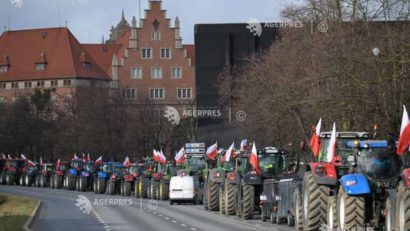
[260,195,268,201]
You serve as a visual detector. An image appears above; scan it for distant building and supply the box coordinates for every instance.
[194,23,279,144]
[0,0,195,115]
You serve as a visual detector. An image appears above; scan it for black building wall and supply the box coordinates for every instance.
[194,23,279,146]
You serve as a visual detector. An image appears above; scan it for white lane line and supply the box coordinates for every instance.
[172,220,177,223]
[165,217,169,220]
[158,214,163,217]
[181,224,186,227]
[190,228,197,231]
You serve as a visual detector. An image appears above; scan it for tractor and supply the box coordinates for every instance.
[0,159,6,184]
[36,163,54,187]
[150,161,180,200]
[63,160,82,191]
[2,158,25,185]
[236,147,288,220]
[94,162,114,194]
[21,161,39,186]
[326,140,402,231]
[77,161,96,192]
[178,152,207,204]
[120,163,139,197]
[105,162,127,195]
[135,158,156,198]
[396,162,410,231]
[50,161,70,189]
[297,132,371,230]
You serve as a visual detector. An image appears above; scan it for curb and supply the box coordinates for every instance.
[23,200,42,231]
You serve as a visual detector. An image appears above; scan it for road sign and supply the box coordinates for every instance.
[185,143,206,154]
[185,143,205,148]
[185,148,206,154]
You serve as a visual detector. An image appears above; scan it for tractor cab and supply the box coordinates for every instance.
[84,162,95,173]
[347,140,402,184]
[257,147,288,178]
[185,154,206,171]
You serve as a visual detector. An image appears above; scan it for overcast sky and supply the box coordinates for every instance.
[0,0,296,44]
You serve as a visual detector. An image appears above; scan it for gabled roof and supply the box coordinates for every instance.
[0,27,110,81]
[82,44,122,75]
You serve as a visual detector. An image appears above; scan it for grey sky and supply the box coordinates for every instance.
[0,0,295,44]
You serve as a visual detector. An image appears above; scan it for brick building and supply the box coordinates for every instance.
[0,0,195,114]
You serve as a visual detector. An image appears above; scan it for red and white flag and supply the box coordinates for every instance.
[206,142,218,160]
[82,153,86,162]
[397,105,410,155]
[175,147,185,164]
[123,156,131,167]
[249,142,262,175]
[7,154,12,160]
[40,157,43,165]
[87,153,91,162]
[153,149,161,163]
[240,139,247,151]
[56,158,61,167]
[326,123,337,162]
[73,153,79,161]
[95,156,103,165]
[27,159,35,167]
[222,142,235,162]
[159,150,167,164]
[310,118,322,157]
[2,153,5,159]
[21,154,27,160]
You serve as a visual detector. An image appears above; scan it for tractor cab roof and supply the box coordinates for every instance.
[347,140,388,149]
[320,131,370,139]
[258,147,288,155]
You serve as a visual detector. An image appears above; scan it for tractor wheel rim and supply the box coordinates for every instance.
[400,199,405,231]
[303,190,308,220]
[386,205,391,231]
[340,195,345,230]
[328,202,333,230]
[295,195,300,224]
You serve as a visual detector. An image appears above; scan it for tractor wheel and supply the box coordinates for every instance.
[261,208,267,222]
[302,172,329,230]
[25,175,32,186]
[207,181,219,211]
[19,175,24,186]
[55,175,63,189]
[107,180,115,195]
[135,178,140,198]
[385,193,397,231]
[203,182,208,210]
[6,173,15,185]
[151,180,158,200]
[123,181,131,197]
[120,181,125,196]
[219,186,225,215]
[141,177,149,198]
[270,211,277,224]
[93,178,97,193]
[40,175,47,187]
[50,176,54,188]
[293,189,303,230]
[241,180,254,219]
[79,177,87,192]
[337,186,365,230]
[159,181,169,200]
[67,175,76,190]
[224,182,237,215]
[397,182,410,231]
[97,178,106,194]
[35,175,40,187]
[327,196,338,230]
[1,172,6,185]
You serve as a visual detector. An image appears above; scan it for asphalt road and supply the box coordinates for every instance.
[0,185,293,231]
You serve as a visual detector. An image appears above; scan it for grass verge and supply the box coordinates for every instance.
[0,192,38,231]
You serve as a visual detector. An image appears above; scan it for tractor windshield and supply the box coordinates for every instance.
[258,154,286,176]
[85,164,94,172]
[357,148,402,181]
[222,160,234,171]
[187,156,206,170]
[11,161,25,168]
[319,139,356,164]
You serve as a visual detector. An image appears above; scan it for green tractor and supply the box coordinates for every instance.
[150,161,181,200]
[236,147,288,219]
[135,157,155,198]
[178,153,207,204]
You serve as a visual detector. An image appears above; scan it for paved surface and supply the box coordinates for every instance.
[0,185,293,231]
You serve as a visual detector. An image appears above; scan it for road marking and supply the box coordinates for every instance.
[190,228,197,231]
[165,217,169,220]
[181,224,186,227]
[158,214,163,217]
[172,220,177,223]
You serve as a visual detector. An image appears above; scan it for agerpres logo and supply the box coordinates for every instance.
[246,18,263,37]
[164,106,181,126]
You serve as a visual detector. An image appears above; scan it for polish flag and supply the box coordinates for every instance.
[123,156,131,167]
[2,153,6,159]
[206,142,218,160]
[240,139,248,151]
[27,159,35,167]
[175,147,185,164]
[73,153,79,161]
[153,149,161,163]
[249,142,262,175]
[56,159,61,167]
[87,153,91,162]
[159,150,167,164]
[326,123,337,162]
[222,142,235,162]
[82,153,86,162]
[7,154,12,160]
[95,156,103,165]
[21,154,27,160]
[397,105,410,155]
[39,157,43,165]
[309,118,322,157]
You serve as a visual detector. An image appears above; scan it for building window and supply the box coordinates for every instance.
[160,48,171,59]
[151,67,162,79]
[149,88,165,99]
[11,82,18,89]
[131,67,142,79]
[24,82,32,89]
[141,48,152,59]
[50,80,58,87]
[82,62,92,69]
[177,88,192,99]
[152,32,160,40]
[36,63,46,71]
[0,83,6,89]
[64,80,72,86]
[0,65,8,73]
[122,88,137,99]
[37,81,45,87]
[171,67,182,79]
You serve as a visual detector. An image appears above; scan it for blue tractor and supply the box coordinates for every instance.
[326,140,402,230]
[64,160,81,191]
[94,162,111,194]
[76,161,95,192]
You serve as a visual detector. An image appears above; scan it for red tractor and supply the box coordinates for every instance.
[1,158,26,185]
[50,161,71,189]
[120,163,138,197]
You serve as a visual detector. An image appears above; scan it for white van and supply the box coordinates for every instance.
[169,175,196,205]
